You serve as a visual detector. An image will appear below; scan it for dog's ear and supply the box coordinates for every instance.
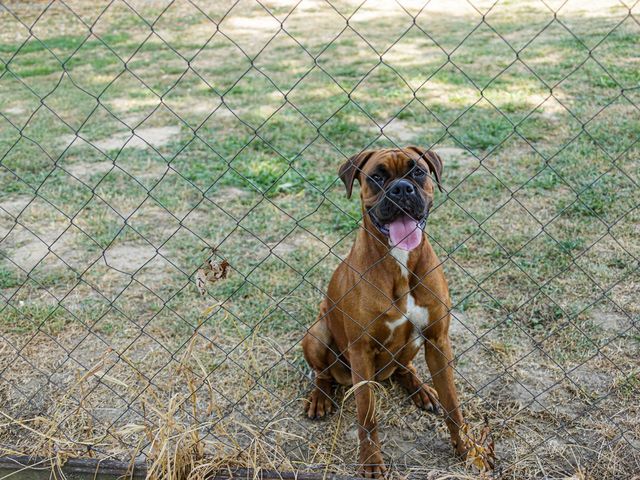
[407,146,443,192]
[339,150,376,199]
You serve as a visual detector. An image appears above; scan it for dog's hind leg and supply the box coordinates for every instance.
[302,303,338,419]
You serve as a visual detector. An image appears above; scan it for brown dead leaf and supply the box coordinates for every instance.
[461,416,496,475]
[195,248,230,296]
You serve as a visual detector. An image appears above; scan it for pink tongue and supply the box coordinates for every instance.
[388,216,422,251]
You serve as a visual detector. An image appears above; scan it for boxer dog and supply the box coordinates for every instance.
[302,147,465,478]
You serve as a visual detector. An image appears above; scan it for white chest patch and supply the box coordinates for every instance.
[384,293,430,346]
[384,316,408,344]
[406,295,429,330]
[389,247,409,279]
[385,244,428,348]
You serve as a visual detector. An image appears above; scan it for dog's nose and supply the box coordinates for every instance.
[388,179,415,201]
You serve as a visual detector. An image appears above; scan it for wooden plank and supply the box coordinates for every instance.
[0,456,364,480]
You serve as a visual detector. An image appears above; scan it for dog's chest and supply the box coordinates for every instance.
[383,248,429,346]
[403,295,430,330]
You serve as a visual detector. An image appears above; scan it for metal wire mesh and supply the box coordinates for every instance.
[0,0,638,478]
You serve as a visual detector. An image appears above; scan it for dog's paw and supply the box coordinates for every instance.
[358,451,387,479]
[452,436,469,460]
[306,388,334,419]
[412,383,440,414]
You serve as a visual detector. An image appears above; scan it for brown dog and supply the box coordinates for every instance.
[302,147,466,478]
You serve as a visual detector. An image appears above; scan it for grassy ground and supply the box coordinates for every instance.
[0,0,639,478]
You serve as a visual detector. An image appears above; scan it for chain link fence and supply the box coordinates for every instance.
[0,0,638,478]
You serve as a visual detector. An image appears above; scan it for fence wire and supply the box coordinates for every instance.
[0,0,638,479]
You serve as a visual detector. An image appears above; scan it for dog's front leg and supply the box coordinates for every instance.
[349,339,386,479]
[424,306,466,456]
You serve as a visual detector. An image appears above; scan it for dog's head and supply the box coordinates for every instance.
[339,147,443,251]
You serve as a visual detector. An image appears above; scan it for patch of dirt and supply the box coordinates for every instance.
[568,362,612,394]
[268,240,299,256]
[0,196,33,219]
[590,309,630,333]
[214,186,250,200]
[103,243,157,273]
[4,106,26,115]
[510,364,563,412]
[64,161,113,181]
[60,125,182,153]
[1,226,50,271]
[449,308,469,337]
[1,216,91,275]
[435,146,480,179]
[48,227,100,269]
[189,102,224,115]
[221,15,281,54]
[262,228,333,264]
[93,126,182,151]
[119,113,146,126]
[108,96,160,113]
[434,146,477,165]
[380,119,423,143]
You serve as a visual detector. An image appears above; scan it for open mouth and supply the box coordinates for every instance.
[369,211,427,251]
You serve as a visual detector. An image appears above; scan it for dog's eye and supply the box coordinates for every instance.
[412,168,426,178]
[370,174,384,184]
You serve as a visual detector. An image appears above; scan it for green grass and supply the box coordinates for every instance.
[0,1,635,356]
[0,303,71,334]
[0,266,22,289]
